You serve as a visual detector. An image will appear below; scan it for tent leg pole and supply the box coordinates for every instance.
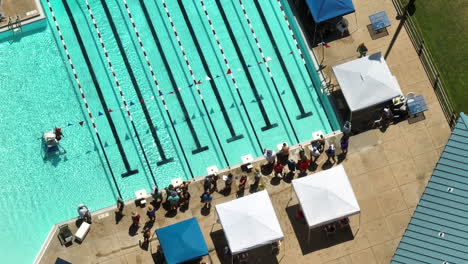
[354,213,362,237]
[288,188,293,207]
[308,229,310,246]
[211,211,218,233]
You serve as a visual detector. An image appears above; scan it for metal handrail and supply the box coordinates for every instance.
[393,0,458,129]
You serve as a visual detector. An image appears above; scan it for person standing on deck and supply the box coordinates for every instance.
[357,43,368,57]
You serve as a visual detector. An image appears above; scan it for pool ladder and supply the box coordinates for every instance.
[7,15,22,34]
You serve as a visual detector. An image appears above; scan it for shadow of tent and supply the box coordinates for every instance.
[285,205,354,255]
[210,230,279,264]
[151,250,165,264]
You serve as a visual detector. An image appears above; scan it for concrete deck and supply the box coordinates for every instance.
[0,0,44,33]
[36,0,451,263]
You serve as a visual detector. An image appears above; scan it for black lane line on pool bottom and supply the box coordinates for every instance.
[87,0,159,185]
[253,0,312,120]
[235,0,299,144]
[99,0,173,167]
[62,0,139,177]
[139,0,209,155]
[198,0,263,152]
[122,1,194,178]
[274,0,334,129]
[177,0,243,144]
[47,0,122,198]
[214,0,278,132]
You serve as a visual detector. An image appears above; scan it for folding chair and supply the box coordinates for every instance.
[57,224,73,246]
[324,224,337,241]
[336,18,349,36]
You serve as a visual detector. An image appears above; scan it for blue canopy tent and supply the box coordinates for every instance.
[305,0,355,23]
[55,258,72,264]
[156,217,208,264]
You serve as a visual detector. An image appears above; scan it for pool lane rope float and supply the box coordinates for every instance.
[120,0,195,178]
[199,0,263,153]
[160,0,231,169]
[276,0,307,66]
[46,3,303,134]
[45,0,122,198]
[47,48,299,132]
[275,0,335,126]
[237,0,300,144]
[84,0,158,187]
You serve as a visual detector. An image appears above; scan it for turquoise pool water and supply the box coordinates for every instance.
[0,0,337,262]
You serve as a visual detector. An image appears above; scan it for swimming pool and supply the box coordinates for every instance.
[0,0,338,262]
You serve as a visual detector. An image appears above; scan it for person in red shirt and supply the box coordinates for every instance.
[298,156,310,175]
[54,127,63,141]
[296,209,304,219]
[273,163,284,178]
[131,211,140,227]
[238,175,247,190]
[140,226,152,247]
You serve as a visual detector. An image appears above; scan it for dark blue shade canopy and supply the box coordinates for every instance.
[305,0,355,23]
[55,258,72,264]
[156,217,208,264]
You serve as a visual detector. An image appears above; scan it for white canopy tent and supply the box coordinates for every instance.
[215,190,284,254]
[332,52,402,113]
[291,165,360,242]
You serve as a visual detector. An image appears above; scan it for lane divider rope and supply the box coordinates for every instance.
[160,0,231,168]
[238,0,274,78]
[120,0,195,178]
[46,0,122,198]
[237,0,300,143]
[199,0,262,152]
[275,0,335,125]
[46,2,298,135]
[276,0,306,64]
[85,0,158,186]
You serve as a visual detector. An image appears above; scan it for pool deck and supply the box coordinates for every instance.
[0,0,44,33]
[36,0,452,263]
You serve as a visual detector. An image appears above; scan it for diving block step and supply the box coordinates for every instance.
[206,165,219,175]
[135,189,148,207]
[26,10,39,16]
[312,130,324,140]
[241,154,253,164]
[277,142,288,150]
[135,189,149,199]
[171,177,183,187]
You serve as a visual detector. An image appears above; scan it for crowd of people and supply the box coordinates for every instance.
[107,134,349,250]
[266,135,349,179]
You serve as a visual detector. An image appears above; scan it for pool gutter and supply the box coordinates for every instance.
[0,0,45,33]
[34,129,342,263]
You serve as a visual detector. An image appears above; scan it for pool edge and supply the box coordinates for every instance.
[34,130,343,264]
